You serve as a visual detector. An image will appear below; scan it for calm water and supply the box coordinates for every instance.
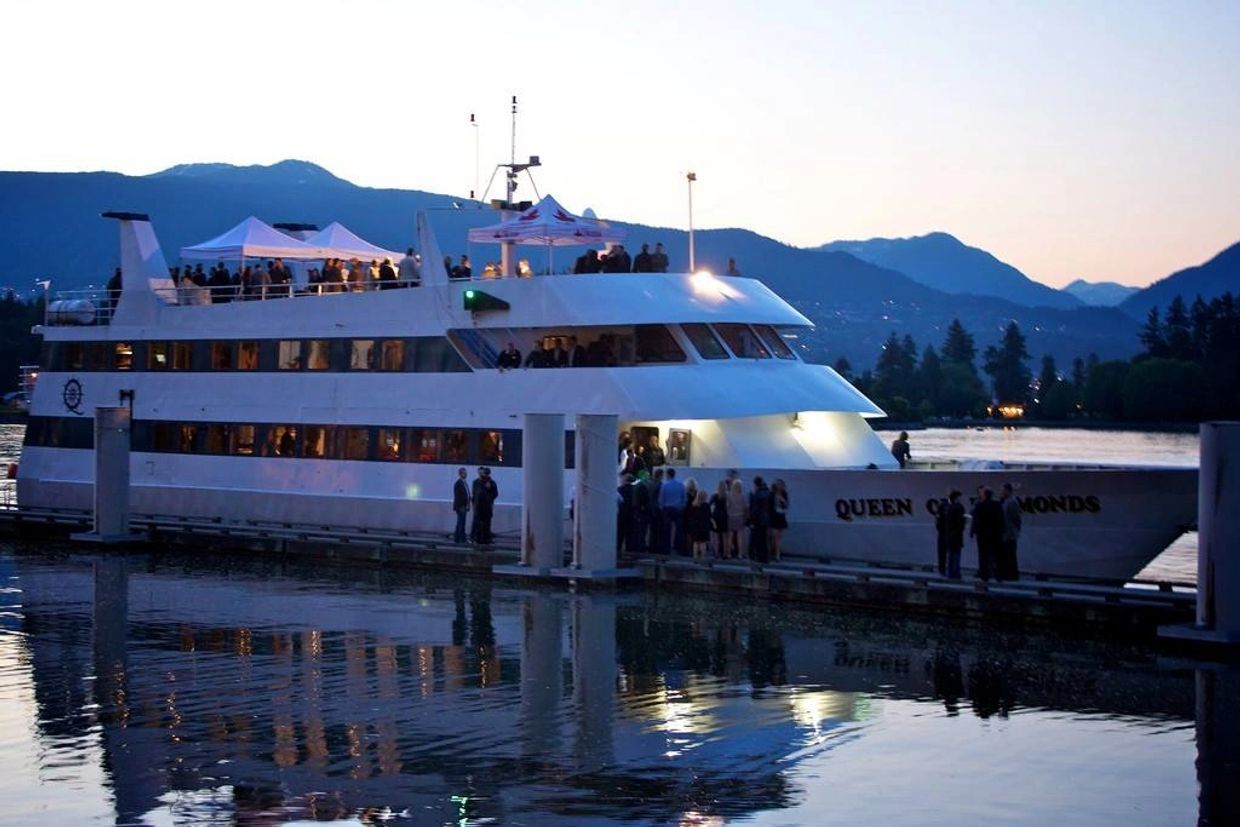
[2,547,1235,827]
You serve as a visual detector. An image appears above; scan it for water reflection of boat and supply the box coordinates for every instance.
[16,210,1194,582]
[7,553,1202,825]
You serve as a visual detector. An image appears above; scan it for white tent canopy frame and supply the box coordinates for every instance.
[467,194,626,275]
[307,221,402,263]
[179,216,328,261]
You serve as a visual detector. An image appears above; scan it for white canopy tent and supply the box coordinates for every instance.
[179,216,328,261]
[467,194,625,247]
[306,222,402,262]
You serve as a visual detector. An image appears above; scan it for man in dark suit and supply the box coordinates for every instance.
[452,467,470,543]
[470,466,499,545]
[632,243,653,273]
[970,486,1004,581]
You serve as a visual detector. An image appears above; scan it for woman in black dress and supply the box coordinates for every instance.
[709,480,729,559]
[769,479,789,562]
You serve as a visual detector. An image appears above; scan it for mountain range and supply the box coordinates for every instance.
[0,160,1235,370]
[816,231,1083,310]
[1062,279,1140,307]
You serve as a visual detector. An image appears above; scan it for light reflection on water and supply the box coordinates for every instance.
[0,548,1226,826]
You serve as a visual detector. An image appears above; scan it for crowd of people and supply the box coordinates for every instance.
[495,335,623,369]
[934,483,1022,581]
[159,249,425,303]
[615,464,789,565]
[571,242,671,274]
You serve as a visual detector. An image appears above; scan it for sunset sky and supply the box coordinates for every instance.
[4,0,1237,287]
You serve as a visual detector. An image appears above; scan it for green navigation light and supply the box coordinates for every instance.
[463,289,510,313]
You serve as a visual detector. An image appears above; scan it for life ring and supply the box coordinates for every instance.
[5,463,16,480]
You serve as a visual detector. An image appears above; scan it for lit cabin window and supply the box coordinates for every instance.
[714,323,770,359]
[307,340,330,370]
[302,426,329,458]
[172,342,192,370]
[337,427,369,460]
[205,424,229,454]
[443,430,469,462]
[63,343,85,371]
[177,424,198,452]
[380,340,405,371]
[351,340,375,370]
[267,425,298,457]
[754,325,796,360]
[211,342,235,370]
[114,342,134,370]
[410,429,441,462]
[480,431,504,464]
[148,342,169,370]
[376,428,403,460]
[238,341,259,370]
[681,323,729,360]
[278,341,302,370]
[232,424,256,456]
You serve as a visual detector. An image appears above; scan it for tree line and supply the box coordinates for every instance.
[836,292,1240,423]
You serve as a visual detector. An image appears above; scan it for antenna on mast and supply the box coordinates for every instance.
[469,112,479,200]
[479,94,542,210]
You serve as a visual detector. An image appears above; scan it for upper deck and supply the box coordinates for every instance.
[43,269,811,339]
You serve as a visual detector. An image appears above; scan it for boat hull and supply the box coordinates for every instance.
[17,447,1195,582]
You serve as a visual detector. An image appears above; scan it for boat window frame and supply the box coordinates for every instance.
[680,323,730,360]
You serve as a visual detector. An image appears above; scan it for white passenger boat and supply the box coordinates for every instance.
[17,206,1196,581]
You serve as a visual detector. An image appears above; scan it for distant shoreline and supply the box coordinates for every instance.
[871,419,1199,434]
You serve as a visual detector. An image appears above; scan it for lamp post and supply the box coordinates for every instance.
[686,171,697,272]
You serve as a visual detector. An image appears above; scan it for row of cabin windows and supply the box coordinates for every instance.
[134,422,521,465]
[680,323,796,361]
[43,337,471,374]
[24,416,578,469]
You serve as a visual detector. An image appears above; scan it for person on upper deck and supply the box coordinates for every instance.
[207,265,231,301]
[726,257,741,277]
[524,340,552,368]
[573,249,602,274]
[451,255,472,279]
[497,342,522,370]
[378,258,398,289]
[632,243,653,273]
[650,242,669,273]
[398,248,421,286]
[602,245,632,273]
[569,336,586,367]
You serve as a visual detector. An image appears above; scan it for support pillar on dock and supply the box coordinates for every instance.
[563,413,633,579]
[517,413,566,573]
[1161,421,1240,648]
[72,406,141,544]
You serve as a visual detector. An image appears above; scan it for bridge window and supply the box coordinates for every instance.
[681,323,729,360]
[715,323,770,359]
[755,325,795,360]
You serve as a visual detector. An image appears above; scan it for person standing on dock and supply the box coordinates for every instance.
[747,477,772,563]
[470,467,498,546]
[940,490,966,580]
[452,467,470,544]
[999,482,1023,581]
[658,468,687,555]
[891,431,912,468]
[970,486,1003,581]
